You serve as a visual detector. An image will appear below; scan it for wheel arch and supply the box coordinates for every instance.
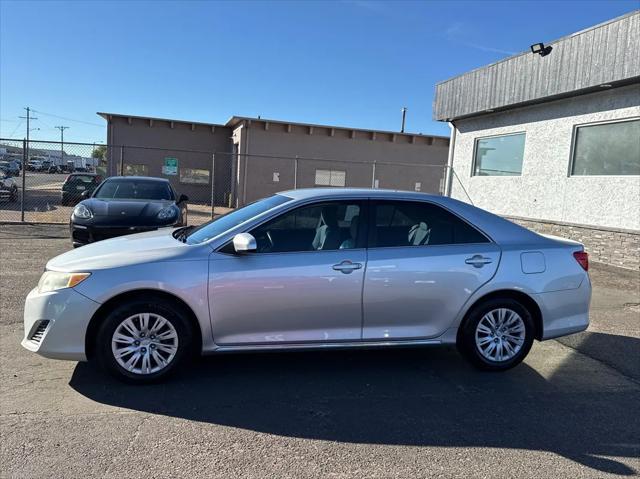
[85,289,203,360]
[458,289,544,341]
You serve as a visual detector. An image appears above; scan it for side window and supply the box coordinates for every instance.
[250,201,362,253]
[371,201,488,248]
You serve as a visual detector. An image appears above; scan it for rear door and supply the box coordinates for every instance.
[362,200,500,340]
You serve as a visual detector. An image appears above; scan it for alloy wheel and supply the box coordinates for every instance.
[111,313,179,375]
[474,308,526,363]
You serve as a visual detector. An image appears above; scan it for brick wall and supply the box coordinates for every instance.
[507,217,640,271]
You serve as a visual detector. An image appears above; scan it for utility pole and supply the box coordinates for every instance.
[18,107,37,222]
[400,107,407,133]
[19,107,38,159]
[55,126,69,168]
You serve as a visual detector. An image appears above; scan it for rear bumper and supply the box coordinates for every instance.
[535,275,592,340]
[22,287,101,361]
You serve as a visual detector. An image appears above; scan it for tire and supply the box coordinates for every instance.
[457,298,535,371]
[95,297,194,384]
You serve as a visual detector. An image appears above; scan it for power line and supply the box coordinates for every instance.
[31,109,104,128]
[7,119,23,137]
[35,116,58,132]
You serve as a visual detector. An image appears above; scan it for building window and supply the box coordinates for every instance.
[571,119,640,176]
[180,168,210,184]
[123,164,148,176]
[473,133,525,176]
[315,169,346,187]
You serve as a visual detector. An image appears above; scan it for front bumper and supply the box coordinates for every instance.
[0,188,16,200]
[22,287,101,361]
[70,223,161,246]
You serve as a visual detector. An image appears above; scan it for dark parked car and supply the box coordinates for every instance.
[61,173,103,206]
[0,160,20,177]
[69,176,188,247]
[0,170,18,202]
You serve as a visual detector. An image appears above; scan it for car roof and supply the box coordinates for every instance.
[69,172,99,176]
[278,188,447,201]
[105,176,169,182]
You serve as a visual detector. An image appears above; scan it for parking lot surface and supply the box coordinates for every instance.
[1,224,639,478]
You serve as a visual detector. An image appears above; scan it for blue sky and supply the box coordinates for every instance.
[1,0,637,143]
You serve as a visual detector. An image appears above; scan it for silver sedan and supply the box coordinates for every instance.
[23,189,591,383]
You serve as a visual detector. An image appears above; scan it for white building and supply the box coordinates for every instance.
[433,11,640,270]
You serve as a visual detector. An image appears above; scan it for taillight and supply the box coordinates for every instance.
[573,251,589,271]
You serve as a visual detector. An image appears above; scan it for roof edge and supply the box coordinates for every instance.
[225,116,450,140]
[435,9,640,87]
[97,112,227,128]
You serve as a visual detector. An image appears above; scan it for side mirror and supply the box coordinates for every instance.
[233,233,256,254]
[80,190,90,199]
[178,194,189,204]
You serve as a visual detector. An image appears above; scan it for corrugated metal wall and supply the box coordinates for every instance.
[433,11,640,121]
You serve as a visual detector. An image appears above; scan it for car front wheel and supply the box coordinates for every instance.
[95,297,194,383]
[458,298,535,371]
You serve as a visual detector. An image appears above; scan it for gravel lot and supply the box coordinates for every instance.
[1,224,638,478]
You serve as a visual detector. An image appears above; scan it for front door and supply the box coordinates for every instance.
[363,200,500,340]
[209,200,366,345]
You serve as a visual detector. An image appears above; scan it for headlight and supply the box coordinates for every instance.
[73,204,92,219]
[157,206,177,220]
[38,271,91,293]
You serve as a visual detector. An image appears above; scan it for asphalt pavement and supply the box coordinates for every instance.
[0,224,638,479]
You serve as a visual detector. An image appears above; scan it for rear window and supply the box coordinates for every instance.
[67,175,97,184]
[372,201,489,247]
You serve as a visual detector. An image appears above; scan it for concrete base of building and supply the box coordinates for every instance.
[507,216,640,271]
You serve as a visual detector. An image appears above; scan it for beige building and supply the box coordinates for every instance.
[433,12,640,270]
[99,112,450,206]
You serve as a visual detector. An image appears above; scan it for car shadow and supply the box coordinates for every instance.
[69,343,640,476]
[557,331,640,382]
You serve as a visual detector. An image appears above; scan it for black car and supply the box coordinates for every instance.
[0,170,18,202]
[0,160,20,177]
[70,176,188,247]
[61,173,103,206]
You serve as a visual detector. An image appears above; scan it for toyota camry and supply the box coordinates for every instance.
[23,188,591,383]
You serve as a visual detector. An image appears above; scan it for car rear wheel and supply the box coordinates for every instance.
[95,298,194,383]
[458,298,534,371]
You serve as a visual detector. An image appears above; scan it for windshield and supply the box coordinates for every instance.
[185,194,292,245]
[94,179,174,200]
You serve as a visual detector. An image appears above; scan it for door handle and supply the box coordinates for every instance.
[332,260,363,274]
[465,255,493,268]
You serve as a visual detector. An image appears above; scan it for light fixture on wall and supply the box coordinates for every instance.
[530,42,553,57]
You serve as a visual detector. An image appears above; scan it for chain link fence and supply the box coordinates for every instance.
[0,138,448,225]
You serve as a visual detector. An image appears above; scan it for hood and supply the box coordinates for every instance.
[46,228,209,272]
[83,198,173,218]
[0,177,15,188]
